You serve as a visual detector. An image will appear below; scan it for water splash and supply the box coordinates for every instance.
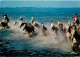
[0,20,72,53]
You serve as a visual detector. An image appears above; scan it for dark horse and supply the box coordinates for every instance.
[0,22,9,28]
[20,22,34,33]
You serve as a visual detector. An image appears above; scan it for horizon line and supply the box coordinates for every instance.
[0,7,80,8]
[1,0,80,1]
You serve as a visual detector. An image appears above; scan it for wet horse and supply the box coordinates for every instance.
[41,23,47,36]
[0,21,9,28]
[51,23,58,35]
[20,22,34,33]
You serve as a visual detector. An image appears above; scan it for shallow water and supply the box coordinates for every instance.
[0,20,73,56]
[0,7,80,56]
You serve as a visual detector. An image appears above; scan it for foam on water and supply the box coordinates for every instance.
[0,20,73,53]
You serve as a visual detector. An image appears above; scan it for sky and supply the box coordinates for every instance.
[0,0,80,8]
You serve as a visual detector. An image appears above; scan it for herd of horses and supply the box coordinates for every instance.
[0,15,80,46]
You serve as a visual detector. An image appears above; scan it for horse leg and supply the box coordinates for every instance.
[72,37,76,44]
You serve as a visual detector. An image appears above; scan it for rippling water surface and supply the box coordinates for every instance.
[0,7,80,56]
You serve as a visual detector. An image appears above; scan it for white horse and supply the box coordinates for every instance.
[41,23,47,36]
[51,23,58,35]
